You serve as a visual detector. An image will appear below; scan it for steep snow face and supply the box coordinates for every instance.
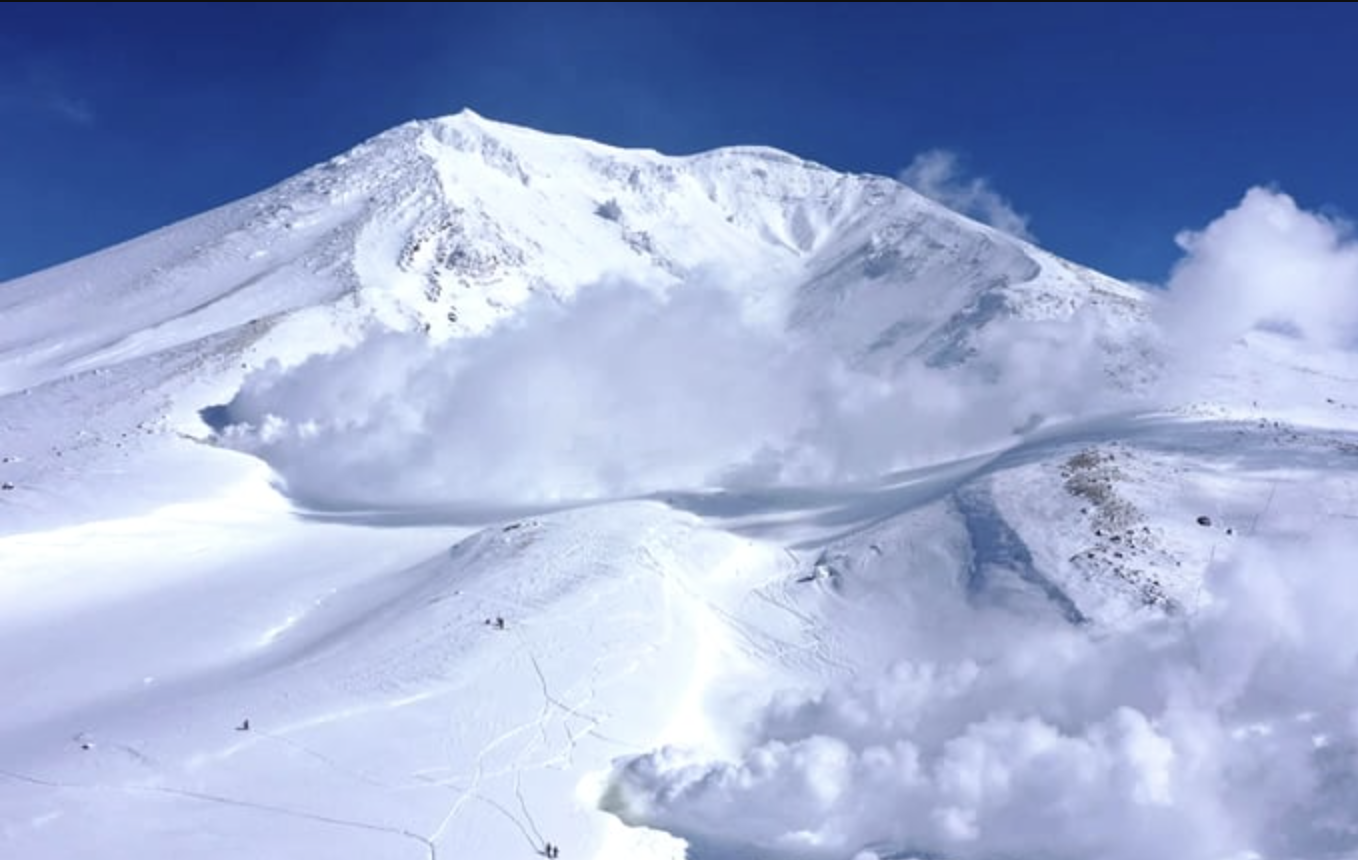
[345,111,1150,374]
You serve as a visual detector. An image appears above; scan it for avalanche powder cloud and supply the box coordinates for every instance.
[216,281,1120,508]
[602,528,1358,860]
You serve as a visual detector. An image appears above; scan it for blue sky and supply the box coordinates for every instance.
[1,2,1353,284]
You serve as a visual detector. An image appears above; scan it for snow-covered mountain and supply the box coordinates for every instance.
[0,110,1145,392]
[2,111,1357,860]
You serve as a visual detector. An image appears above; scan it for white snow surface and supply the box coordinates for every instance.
[3,110,1358,860]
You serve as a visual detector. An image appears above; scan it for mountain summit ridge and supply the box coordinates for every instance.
[1,109,1147,400]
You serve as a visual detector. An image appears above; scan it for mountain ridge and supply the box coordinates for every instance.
[1,109,1152,424]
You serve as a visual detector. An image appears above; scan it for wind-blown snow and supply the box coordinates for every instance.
[2,111,1357,860]
[900,149,1034,242]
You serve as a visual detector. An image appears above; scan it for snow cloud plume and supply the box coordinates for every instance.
[604,529,1358,860]
[900,149,1034,241]
[216,282,1118,508]
[1159,187,1358,355]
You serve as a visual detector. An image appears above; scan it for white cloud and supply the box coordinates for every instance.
[603,529,1358,860]
[215,281,1121,509]
[1158,187,1358,355]
[900,149,1034,242]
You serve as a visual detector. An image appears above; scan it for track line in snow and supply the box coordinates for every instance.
[464,789,547,853]
[252,728,425,793]
[0,765,436,860]
[425,640,567,849]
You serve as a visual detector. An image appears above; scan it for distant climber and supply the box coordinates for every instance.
[236,718,250,732]
[544,843,559,858]
[494,616,506,630]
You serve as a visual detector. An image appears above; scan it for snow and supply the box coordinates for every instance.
[2,112,1358,859]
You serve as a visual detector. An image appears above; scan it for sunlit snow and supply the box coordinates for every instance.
[2,111,1357,860]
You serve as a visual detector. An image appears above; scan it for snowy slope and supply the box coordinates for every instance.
[3,112,1358,860]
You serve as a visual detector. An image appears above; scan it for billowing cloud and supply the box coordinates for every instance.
[603,528,1358,860]
[214,282,1120,509]
[900,149,1034,241]
[1158,187,1358,354]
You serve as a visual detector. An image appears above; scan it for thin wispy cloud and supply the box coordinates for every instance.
[0,45,96,126]
[33,91,95,126]
[901,149,1034,241]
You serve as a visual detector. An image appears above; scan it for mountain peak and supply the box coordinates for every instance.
[448,105,488,123]
[426,106,526,139]
[420,108,822,172]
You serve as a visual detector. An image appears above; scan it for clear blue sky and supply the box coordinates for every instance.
[2,2,1354,284]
